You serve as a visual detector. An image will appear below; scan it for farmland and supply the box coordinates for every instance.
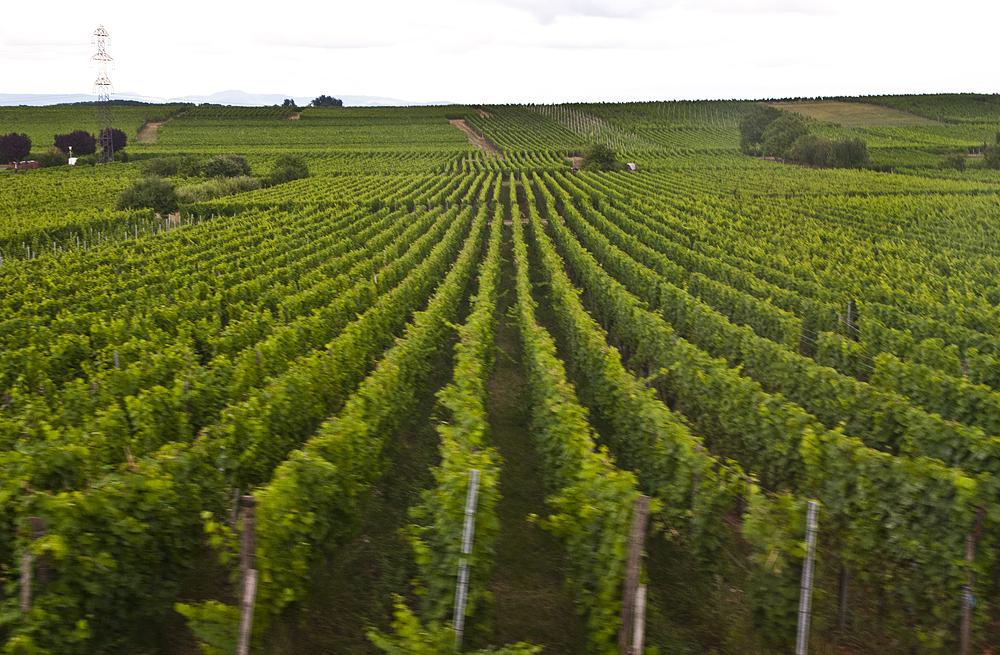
[2,95,1000,655]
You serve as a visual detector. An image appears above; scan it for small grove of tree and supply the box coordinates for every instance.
[738,105,784,155]
[54,130,97,155]
[581,143,621,172]
[282,98,297,108]
[738,104,869,168]
[310,95,343,108]
[0,133,32,163]
[100,127,128,155]
[790,135,869,168]
[117,176,178,215]
[267,153,309,186]
[202,154,252,178]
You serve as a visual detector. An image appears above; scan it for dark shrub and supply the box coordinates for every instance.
[117,176,178,215]
[203,154,251,178]
[38,147,69,168]
[267,153,309,185]
[54,130,97,155]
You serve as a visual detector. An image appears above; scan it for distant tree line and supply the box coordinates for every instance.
[310,95,343,108]
[739,106,869,168]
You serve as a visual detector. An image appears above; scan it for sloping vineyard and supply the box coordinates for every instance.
[1,97,999,655]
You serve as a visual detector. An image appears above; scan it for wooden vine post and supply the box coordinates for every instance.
[619,494,650,655]
[237,495,259,655]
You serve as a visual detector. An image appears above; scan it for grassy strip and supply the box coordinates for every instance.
[510,179,639,654]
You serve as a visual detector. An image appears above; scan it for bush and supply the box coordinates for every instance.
[790,134,832,166]
[100,127,128,155]
[789,135,868,168]
[831,137,868,167]
[177,176,260,204]
[54,130,97,155]
[203,154,251,178]
[0,133,32,162]
[267,153,309,185]
[38,147,69,168]
[117,176,178,215]
[581,143,620,172]
[141,155,202,177]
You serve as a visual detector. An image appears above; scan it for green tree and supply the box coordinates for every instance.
[267,153,309,186]
[831,137,869,167]
[581,143,620,172]
[310,95,343,107]
[738,105,783,155]
[761,116,809,159]
[117,176,178,215]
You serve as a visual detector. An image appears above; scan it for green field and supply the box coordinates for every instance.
[1,96,999,655]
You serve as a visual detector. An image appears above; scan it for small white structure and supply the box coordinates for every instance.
[68,158,78,166]
[626,162,637,172]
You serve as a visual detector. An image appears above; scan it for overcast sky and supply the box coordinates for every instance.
[2,0,998,104]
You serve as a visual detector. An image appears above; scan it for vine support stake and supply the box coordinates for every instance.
[796,500,819,655]
[20,517,46,612]
[619,494,650,655]
[236,569,258,655]
[239,495,258,594]
[453,468,481,650]
[960,506,986,655]
[236,495,259,655]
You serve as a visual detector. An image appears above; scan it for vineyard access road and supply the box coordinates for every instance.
[136,120,167,144]
[450,118,503,158]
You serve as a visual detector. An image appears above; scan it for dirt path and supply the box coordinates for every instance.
[136,120,167,144]
[449,118,503,158]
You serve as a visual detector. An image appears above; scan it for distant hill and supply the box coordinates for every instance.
[0,91,454,108]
